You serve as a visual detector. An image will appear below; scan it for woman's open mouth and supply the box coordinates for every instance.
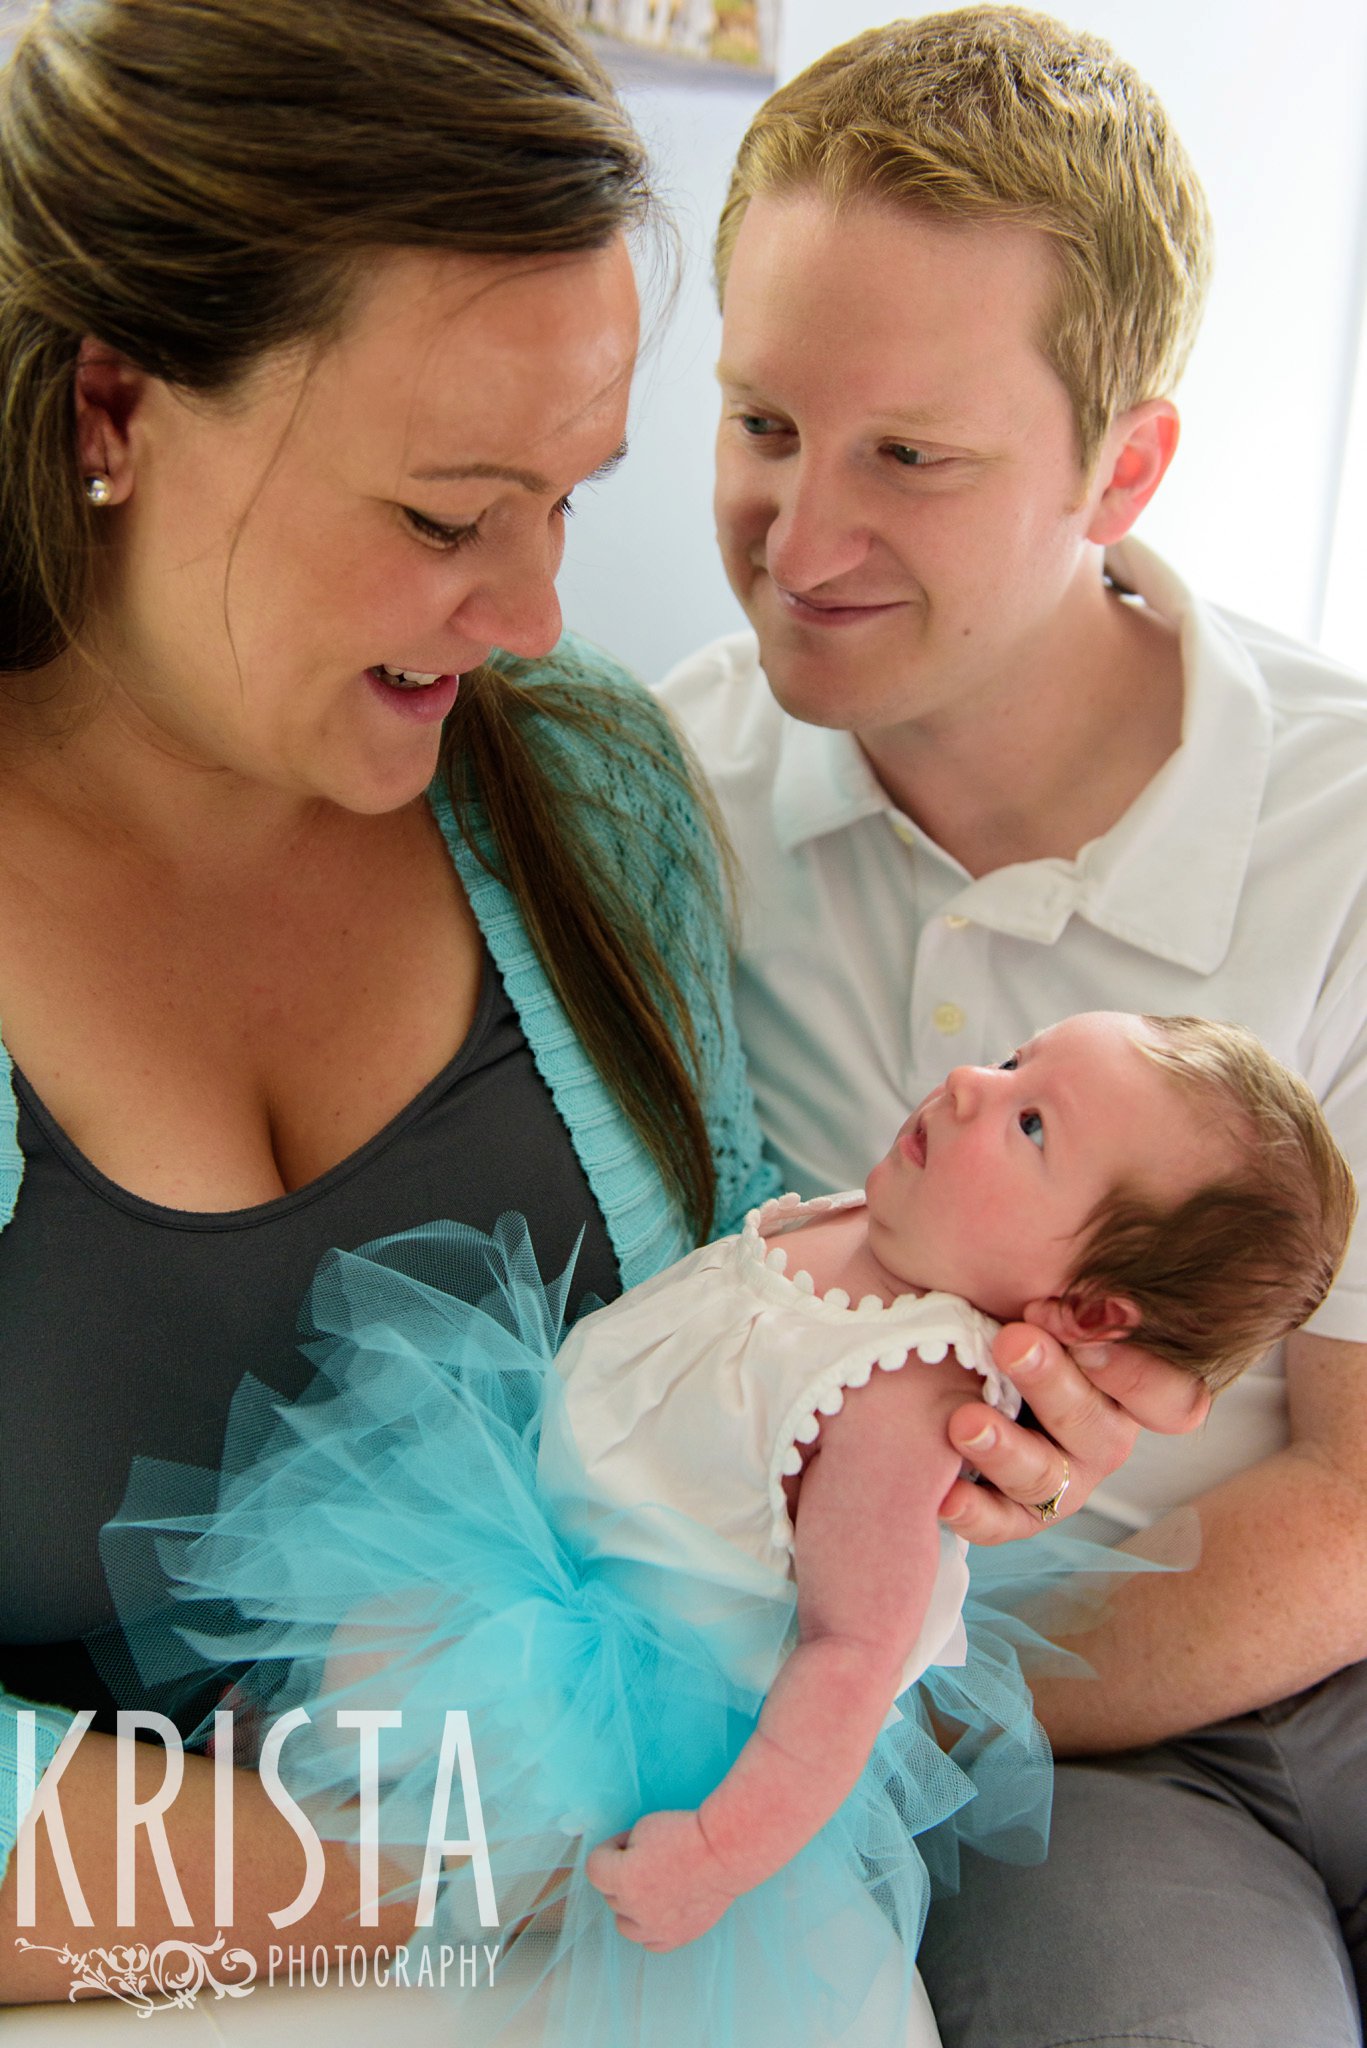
[364,665,461,723]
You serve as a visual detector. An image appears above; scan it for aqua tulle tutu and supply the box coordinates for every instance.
[102,1217,1154,2048]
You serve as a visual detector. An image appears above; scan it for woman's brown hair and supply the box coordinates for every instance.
[0,0,720,1236]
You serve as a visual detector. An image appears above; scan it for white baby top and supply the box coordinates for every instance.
[537,1192,1020,1700]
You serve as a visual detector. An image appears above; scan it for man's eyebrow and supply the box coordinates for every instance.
[715,366,958,434]
[407,440,628,492]
[879,408,963,436]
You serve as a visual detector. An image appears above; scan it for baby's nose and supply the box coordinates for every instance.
[946,1065,984,1116]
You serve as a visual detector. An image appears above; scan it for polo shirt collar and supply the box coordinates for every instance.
[768,537,1274,976]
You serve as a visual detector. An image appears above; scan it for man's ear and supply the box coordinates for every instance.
[74,339,149,505]
[1020,1291,1143,1347]
[1085,398,1179,547]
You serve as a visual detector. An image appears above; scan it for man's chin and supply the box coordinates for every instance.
[749,607,927,733]
[756,646,920,735]
[752,633,862,729]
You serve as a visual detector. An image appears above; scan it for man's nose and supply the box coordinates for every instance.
[764,456,870,593]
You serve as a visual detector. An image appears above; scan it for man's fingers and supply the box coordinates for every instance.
[946,1329,1110,1535]
[939,1471,1050,1545]
[1004,1341,1129,1464]
[1073,1343,1210,1433]
[948,1402,1076,1506]
[996,1321,1209,1435]
[987,1325,1141,1495]
[941,1321,1211,1543]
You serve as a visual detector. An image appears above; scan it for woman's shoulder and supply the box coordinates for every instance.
[503,628,641,691]
[499,630,717,868]
[500,630,677,752]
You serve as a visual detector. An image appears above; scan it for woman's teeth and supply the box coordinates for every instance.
[376,664,444,689]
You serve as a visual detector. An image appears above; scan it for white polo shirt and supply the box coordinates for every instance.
[658,537,1367,1529]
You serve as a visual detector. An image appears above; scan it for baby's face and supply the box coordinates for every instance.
[864,1012,1230,1320]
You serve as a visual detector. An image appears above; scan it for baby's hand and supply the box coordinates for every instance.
[586,1809,738,1951]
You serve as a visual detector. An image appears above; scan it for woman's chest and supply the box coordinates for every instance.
[0,982,623,1677]
[0,807,482,1207]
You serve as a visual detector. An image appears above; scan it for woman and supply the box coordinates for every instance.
[0,0,773,2000]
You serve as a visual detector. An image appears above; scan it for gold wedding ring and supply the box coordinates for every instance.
[1031,1456,1070,1523]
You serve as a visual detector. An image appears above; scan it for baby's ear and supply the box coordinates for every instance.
[1021,1292,1143,1347]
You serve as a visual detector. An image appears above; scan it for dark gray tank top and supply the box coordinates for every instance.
[0,954,619,1726]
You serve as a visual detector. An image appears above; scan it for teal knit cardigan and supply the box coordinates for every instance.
[0,636,778,1886]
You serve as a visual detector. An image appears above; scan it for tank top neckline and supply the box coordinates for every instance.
[8,957,498,1235]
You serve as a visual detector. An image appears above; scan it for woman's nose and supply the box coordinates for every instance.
[453,527,565,660]
[480,577,563,661]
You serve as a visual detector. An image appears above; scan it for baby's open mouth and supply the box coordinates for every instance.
[899,1116,927,1168]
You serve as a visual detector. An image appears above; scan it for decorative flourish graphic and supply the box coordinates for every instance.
[14,1931,258,2014]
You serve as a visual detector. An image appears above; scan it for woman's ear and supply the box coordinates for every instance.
[1020,1292,1143,1347]
[74,339,148,504]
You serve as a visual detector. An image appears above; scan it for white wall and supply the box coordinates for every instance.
[556,49,765,684]
[559,8,1367,683]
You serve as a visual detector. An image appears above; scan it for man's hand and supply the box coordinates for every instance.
[586,1809,738,1951]
[940,1323,1209,1544]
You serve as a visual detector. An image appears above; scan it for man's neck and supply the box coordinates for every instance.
[859,583,1184,879]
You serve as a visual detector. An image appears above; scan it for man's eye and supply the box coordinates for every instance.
[1019,1110,1044,1149]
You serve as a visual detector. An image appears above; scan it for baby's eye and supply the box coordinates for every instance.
[1019,1109,1044,1149]
[997,1054,1020,1071]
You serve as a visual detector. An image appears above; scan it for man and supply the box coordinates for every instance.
[659,11,1367,2045]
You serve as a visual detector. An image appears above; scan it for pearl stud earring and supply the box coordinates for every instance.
[83,474,113,507]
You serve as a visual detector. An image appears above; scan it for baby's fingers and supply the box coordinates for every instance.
[586,1832,631,1899]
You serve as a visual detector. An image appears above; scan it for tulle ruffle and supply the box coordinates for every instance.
[100,1216,1153,2048]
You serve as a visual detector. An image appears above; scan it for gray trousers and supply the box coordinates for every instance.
[918,1657,1367,2048]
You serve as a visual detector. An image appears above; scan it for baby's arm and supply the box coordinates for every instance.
[587,1354,970,1950]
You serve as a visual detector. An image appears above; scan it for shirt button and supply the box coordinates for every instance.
[933,1002,965,1035]
[943,914,970,931]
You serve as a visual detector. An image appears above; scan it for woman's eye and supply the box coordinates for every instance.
[404,507,480,551]
[738,413,786,438]
[1019,1109,1044,1149]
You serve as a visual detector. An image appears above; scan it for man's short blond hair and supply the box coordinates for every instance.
[714,6,1213,472]
[1066,1018,1358,1391]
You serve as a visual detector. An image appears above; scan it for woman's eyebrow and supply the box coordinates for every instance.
[408,440,629,493]
[408,458,548,488]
